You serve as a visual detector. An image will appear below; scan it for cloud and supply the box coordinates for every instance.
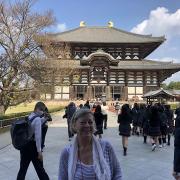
[56,23,67,32]
[131,7,180,38]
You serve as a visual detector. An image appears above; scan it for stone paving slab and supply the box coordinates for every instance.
[0,111,174,180]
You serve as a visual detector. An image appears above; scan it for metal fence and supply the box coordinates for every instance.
[0,116,27,128]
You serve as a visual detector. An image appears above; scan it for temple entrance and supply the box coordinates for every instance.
[111,86,123,101]
[92,86,106,99]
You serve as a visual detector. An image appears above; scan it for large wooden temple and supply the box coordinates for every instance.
[36,22,180,101]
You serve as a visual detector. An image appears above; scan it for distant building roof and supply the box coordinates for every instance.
[172,90,180,95]
[142,89,174,98]
[48,26,165,43]
[111,60,180,70]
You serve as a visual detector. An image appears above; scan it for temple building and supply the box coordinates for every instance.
[36,22,180,101]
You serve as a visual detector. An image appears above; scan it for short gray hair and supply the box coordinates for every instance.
[70,108,96,134]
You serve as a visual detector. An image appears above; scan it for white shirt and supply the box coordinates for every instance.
[101,105,108,115]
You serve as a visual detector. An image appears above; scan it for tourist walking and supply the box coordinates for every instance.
[158,105,168,147]
[118,104,132,156]
[141,105,150,144]
[41,107,52,150]
[84,100,91,109]
[131,103,140,135]
[165,104,174,146]
[67,102,77,141]
[58,108,122,180]
[148,105,161,151]
[94,105,104,139]
[17,102,49,180]
[115,102,120,115]
[138,104,146,136]
[101,102,108,129]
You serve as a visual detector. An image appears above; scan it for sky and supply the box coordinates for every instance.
[31,0,180,83]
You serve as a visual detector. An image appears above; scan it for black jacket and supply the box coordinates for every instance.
[174,109,180,172]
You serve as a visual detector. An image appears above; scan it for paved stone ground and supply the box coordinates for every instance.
[0,111,174,180]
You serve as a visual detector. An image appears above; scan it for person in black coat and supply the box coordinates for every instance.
[131,103,140,135]
[94,105,104,139]
[158,104,168,147]
[165,104,174,146]
[141,105,150,144]
[118,104,132,156]
[148,105,161,151]
[84,100,91,109]
[173,108,180,180]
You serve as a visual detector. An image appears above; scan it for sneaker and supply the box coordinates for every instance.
[163,143,166,147]
[159,144,162,148]
[152,144,156,151]
[69,138,71,141]
[167,142,170,146]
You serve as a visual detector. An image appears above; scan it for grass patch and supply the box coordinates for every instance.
[5,101,63,114]
[0,101,64,120]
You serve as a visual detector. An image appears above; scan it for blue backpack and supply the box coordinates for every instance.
[10,115,39,150]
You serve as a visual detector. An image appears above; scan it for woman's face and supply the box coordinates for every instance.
[75,113,95,137]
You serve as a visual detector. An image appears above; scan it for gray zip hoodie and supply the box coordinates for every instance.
[28,112,46,153]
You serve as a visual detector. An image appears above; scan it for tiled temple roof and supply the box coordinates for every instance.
[48,26,165,43]
[42,59,180,70]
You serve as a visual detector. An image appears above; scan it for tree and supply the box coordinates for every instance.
[161,83,168,89]
[0,0,55,113]
[168,81,180,90]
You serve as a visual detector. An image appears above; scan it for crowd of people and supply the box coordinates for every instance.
[13,100,180,180]
[118,103,175,153]
[63,100,108,141]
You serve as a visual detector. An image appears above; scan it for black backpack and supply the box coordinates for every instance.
[10,115,39,150]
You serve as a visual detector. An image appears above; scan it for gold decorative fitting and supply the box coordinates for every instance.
[108,21,114,28]
[80,21,86,27]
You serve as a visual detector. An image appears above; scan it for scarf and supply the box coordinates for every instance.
[68,135,111,180]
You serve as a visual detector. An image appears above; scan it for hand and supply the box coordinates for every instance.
[49,121,53,125]
[38,152,43,161]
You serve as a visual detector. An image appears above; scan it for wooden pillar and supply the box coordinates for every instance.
[106,86,111,101]
[51,72,55,100]
[143,71,147,95]
[69,86,74,100]
[123,71,128,101]
[86,86,93,100]
[157,71,162,88]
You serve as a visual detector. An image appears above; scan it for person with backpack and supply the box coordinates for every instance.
[16,101,49,180]
[41,107,52,150]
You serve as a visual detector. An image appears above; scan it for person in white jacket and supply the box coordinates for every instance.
[17,102,49,180]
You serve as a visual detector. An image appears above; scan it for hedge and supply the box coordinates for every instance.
[0,106,64,120]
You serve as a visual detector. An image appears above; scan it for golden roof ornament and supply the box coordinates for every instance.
[108,21,114,28]
[80,21,86,27]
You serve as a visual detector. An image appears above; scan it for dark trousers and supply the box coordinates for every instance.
[17,141,49,180]
[103,114,108,129]
[67,120,73,138]
[174,147,180,172]
[42,124,48,148]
